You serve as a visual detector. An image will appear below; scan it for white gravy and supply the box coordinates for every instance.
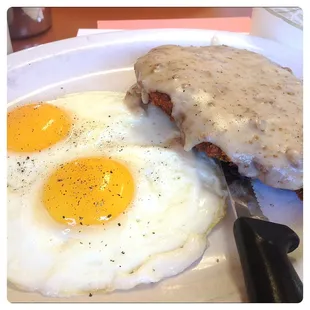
[130,45,303,190]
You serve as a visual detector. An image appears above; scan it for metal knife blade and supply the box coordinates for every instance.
[218,161,269,221]
[217,160,303,302]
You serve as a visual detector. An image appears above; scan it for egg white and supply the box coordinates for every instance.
[7,91,226,297]
[7,91,180,192]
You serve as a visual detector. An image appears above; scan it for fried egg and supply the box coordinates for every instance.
[7,91,226,297]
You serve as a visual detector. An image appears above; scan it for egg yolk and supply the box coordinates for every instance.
[7,103,71,153]
[43,157,135,226]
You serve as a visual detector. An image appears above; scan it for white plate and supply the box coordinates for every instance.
[7,29,303,302]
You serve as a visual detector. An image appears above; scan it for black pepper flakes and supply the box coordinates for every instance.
[117,223,121,226]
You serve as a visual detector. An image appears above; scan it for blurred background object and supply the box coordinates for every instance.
[250,7,303,50]
[7,27,13,54]
[8,7,52,40]
[9,7,251,52]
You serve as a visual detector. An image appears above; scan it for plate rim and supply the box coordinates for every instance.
[7,28,302,71]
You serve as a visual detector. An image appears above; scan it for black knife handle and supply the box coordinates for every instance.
[233,217,303,303]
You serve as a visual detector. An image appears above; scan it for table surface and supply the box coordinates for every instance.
[11,7,252,52]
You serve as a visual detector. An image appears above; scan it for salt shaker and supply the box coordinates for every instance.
[250,7,303,51]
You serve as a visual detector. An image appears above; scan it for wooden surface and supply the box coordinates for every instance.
[11,7,252,52]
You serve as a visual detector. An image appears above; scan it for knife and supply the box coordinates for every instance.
[219,161,303,303]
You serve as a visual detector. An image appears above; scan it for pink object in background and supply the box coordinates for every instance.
[97,17,251,33]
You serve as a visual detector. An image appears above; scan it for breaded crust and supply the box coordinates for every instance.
[149,91,303,200]
[149,91,232,162]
